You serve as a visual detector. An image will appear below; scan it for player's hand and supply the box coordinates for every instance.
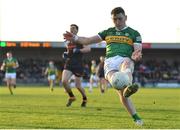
[62,52,68,60]
[63,31,74,40]
[0,66,5,71]
[131,50,142,62]
[63,31,78,41]
[73,48,81,54]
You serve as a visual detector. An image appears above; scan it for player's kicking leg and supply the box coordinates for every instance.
[120,59,143,126]
[106,57,143,126]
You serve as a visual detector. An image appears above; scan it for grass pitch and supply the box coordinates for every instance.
[0,86,180,129]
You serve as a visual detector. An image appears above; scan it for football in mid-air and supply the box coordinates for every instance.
[110,72,130,90]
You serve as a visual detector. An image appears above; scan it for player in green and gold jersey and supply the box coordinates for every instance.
[63,7,143,126]
[89,60,98,93]
[45,61,58,92]
[0,52,19,95]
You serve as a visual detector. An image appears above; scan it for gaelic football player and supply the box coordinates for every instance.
[63,7,143,126]
[62,24,91,107]
[0,52,19,95]
[45,61,58,92]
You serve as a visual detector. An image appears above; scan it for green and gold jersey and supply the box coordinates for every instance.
[91,64,96,74]
[47,66,57,76]
[98,26,142,58]
[3,58,18,73]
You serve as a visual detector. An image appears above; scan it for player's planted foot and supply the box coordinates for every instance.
[101,89,105,93]
[89,89,92,93]
[9,87,13,95]
[123,83,139,98]
[50,88,54,92]
[81,100,87,107]
[134,119,143,126]
[132,113,143,126]
[66,97,76,107]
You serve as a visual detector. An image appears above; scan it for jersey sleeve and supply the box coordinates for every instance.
[133,30,142,51]
[134,30,142,44]
[98,29,108,40]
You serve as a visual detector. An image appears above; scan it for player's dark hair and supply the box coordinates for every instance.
[111,7,125,15]
[70,24,79,31]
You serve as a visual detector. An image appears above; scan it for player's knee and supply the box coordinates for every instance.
[109,72,130,90]
[120,58,134,73]
[122,68,132,74]
[62,79,68,86]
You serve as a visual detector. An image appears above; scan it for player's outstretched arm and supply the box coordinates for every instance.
[63,31,102,45]
[0,63,5,71]
[44,68,48,76]
[131,43,142,62]
[80,45,91,53]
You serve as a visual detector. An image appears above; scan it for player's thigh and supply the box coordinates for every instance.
[11,78,16,84]
[104,56,124,79]
[90,74,94,82]
[72,65,84,77]
[120,58,134,73]
[101,78,107,84]
[92,75,98,82]
[48,75,55,81]
[5,73,10,80]
[5,73,15,83]
[62,69,73,82]
[74,76,81,88]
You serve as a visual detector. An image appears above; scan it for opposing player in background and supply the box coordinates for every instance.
[62,24,91,107]
[0,52,19,95]
[63,7,143,125]
[89,60,98,93]
[96,56,108,93]
[44,61,58,92]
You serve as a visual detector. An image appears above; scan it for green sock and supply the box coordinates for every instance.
[132,113,141,121]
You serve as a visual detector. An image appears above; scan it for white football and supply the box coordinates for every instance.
[110,72,130,90]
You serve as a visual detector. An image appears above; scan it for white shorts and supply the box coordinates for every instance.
[104,56,134,79]
[48,75,56,80]
[5,73,16,79]
[90,74,99,81]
